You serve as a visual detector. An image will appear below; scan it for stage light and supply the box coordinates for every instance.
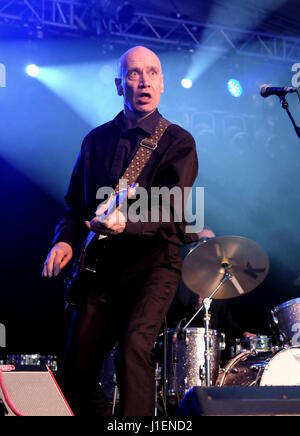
[181,78,193,89]
[227,79,243,97]
[26,64,40,78]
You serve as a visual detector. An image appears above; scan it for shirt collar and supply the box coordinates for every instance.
[113,109,162,135]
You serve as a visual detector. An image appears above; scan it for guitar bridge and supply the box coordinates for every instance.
[84,267,97,274]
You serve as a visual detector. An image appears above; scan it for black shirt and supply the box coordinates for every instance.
[53,109,198,274]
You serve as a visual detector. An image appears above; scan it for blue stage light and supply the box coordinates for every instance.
[181,78,193,89]
[26,64,40,78]
[227,79,243,97]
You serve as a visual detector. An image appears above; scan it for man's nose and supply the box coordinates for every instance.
[139,71,150,87]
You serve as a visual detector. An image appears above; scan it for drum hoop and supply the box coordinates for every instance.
[249,335,272,343]
[272,298,300,313]
[217,350,252,386]
[167,327,219,335]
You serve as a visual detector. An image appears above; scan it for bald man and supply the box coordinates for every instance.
[43,46,198,416]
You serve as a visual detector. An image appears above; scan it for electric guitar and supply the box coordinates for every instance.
[64,183,137,303]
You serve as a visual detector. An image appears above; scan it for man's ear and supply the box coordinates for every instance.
[115,78,123,96]
[160,74,164,94]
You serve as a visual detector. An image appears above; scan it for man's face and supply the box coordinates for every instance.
[116,47,164,116]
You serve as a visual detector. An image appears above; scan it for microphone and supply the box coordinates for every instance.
[260,84,298,98]
[172,318,186,343]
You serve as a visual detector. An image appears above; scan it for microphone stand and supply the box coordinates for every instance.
[278,92,300,139]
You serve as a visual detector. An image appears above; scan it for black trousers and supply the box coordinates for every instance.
[60,263,181,416]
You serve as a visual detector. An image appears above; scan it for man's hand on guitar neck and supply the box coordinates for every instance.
[85,194,127,235]
[42,242,73,278]
[85,207,126,235]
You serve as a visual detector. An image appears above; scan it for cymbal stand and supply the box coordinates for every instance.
[183,271,233,387]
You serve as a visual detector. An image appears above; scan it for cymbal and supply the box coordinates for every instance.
[182,236,270,299]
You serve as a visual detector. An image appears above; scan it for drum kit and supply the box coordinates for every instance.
[2,235,300,415]
[165,235,300,405]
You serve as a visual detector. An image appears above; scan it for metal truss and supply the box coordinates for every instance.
[0,0,300,63]
[0,0,91,31]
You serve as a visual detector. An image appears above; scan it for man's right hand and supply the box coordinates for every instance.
[42,242,73,278]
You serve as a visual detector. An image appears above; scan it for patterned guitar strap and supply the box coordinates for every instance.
[115,117,172,194]
[87,117,171,244]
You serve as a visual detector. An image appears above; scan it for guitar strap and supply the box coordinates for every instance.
[86,116,172,246]
[115,116,172,193]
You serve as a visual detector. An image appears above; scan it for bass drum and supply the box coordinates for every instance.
[216,347,300,387]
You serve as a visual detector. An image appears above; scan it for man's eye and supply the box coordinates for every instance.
[128,71,139,79]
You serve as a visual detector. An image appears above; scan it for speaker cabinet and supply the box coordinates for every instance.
[178,386,300,416]
[0,366,73,416]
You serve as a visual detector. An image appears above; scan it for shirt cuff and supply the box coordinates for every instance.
[124,219,143,237]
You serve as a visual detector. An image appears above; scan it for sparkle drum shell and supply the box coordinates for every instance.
[167,327,225,398]
[271,298,300,346]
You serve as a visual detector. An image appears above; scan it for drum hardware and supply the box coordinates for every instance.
[270,311,287,345]
[182,272,231,387]
[203,298,212,387]
[154,362,161,417]
[249,361,269,372]
[248,335,273,352]
[181,236,270,388]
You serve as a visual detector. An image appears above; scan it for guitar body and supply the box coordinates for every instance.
[64,235,99,305]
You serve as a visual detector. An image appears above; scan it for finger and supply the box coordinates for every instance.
[53,251,65,277]
[103,215,115,230]
[87,219,99,232]
[85,221,92,230]
[108,209,125,227]
[46,250,57,278]
[88,218,107,233]
[96,194,114,216]
[42,262,48,278]
[60,252,72,271]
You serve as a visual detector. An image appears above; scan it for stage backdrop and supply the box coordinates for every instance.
[1,38,300,352]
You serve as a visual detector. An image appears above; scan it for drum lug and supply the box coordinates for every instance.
[250,364,260,372]
[199,366,205,381]
[184,377,189,390]
[220,333,226,351]
[271,310,279,326]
